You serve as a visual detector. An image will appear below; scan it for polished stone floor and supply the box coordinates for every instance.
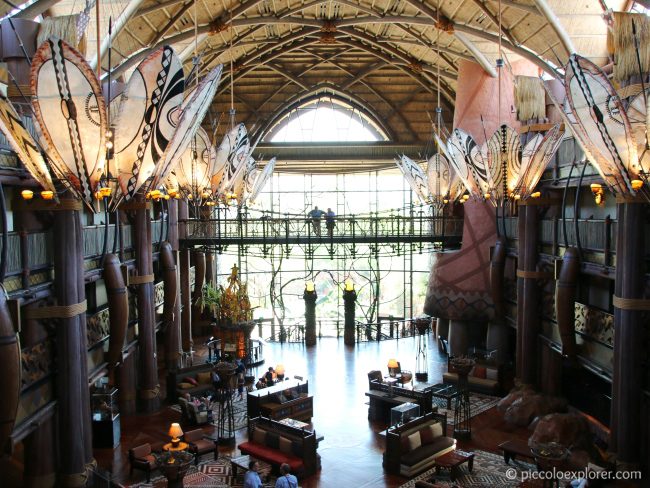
[92,334,531,487]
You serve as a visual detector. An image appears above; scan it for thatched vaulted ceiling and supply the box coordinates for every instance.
[7,0,628,153]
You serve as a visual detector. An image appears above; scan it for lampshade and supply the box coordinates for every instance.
[305,281,315,292]
[344,279,354,292]
[275,364,285,375]
[387,359,399,369]
[168,423,183,439]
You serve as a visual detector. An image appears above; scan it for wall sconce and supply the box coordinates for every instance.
[631,179,643,191]
[21,189,34,200]
[442,197,449,204]
[305,281,315,293]
[590,183,605,205]
[530,191,541,199]
[168,422,183,448]
[483,193,491,200]
[461,194,469,203]
[40,190,55,201]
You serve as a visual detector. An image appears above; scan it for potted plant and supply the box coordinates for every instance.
[198,283,222,321]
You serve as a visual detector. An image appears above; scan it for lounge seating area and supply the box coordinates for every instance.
[238,416,321,479]
[168,363,215,400]
[383,412,455,478]
[442,355,503,395]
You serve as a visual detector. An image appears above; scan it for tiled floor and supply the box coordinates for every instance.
[93,334,531,487]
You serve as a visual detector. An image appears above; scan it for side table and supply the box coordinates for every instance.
[163,441,189,452]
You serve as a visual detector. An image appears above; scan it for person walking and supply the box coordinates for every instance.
[243,460,264,488]
[274,463,298,488]
[325,208,336,238]
[307,206,324,236]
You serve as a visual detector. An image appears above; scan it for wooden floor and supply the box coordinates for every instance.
[93,335,532,487]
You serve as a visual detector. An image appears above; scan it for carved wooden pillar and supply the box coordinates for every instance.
[23,416,56,488]
[205,250,215,286]
[539,342,562,396]
[611,201,645,468]
[165,200,182,373]
[191,250,206,336]
[133,197,159,412]
[516,203,540,385]
[52,203,93,486]
[161,242,180,372]
[178,200,192,352]
[116,350,137,415]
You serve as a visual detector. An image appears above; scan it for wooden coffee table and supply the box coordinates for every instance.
[230,454,272,479]
[434,449,474,480]
[498,439,535,464]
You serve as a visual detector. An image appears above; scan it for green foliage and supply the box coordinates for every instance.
[198,282,222,317]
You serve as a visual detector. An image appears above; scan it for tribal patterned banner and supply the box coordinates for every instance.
[563,54,636,193]
[0,95,56,194]
[248,157,276,204]
[215,123,250,196]
[31,37,107,210]
[112,45,185,207]
[396,155,429,203]
[171,127,216,202]
[151,64,223,190]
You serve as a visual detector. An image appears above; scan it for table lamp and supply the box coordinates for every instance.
[275,364,285,381]
[168,422,183,448]
[387,358,399,377]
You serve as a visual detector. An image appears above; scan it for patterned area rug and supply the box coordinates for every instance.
[432,393,500,426]
[123,455,276,488]
[398,450,535,488]
[169,395,248,431]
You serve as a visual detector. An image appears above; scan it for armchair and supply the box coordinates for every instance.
[179,397,210,425]
[128,443,156,482]
[184,429,218,465]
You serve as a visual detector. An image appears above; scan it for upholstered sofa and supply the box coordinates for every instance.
[442,357,502,395]
[168,363,215,399]
[238,416,321,479]
[383,412,455,477]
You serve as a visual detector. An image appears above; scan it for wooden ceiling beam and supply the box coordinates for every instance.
[468,0,519,46]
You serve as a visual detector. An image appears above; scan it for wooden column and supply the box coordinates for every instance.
[539,342,563,396]
[191,250,206,336]
[343,289,356,346]
[133,197,159,412]
[516,203,540,385]
[166,200,182,373]
[178,200,192,352]
[303,290,317,346]
[52,203,93,486]
[205,250,215,286]
[116,350,137,415]
[161,242,180,372]
[611,201,645,468]
[23,416,56,488]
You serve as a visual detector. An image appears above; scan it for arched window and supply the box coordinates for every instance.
[265,95,389,142]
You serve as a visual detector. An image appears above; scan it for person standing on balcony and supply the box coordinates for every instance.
[307,206,324,236]
[325,208,336,238]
